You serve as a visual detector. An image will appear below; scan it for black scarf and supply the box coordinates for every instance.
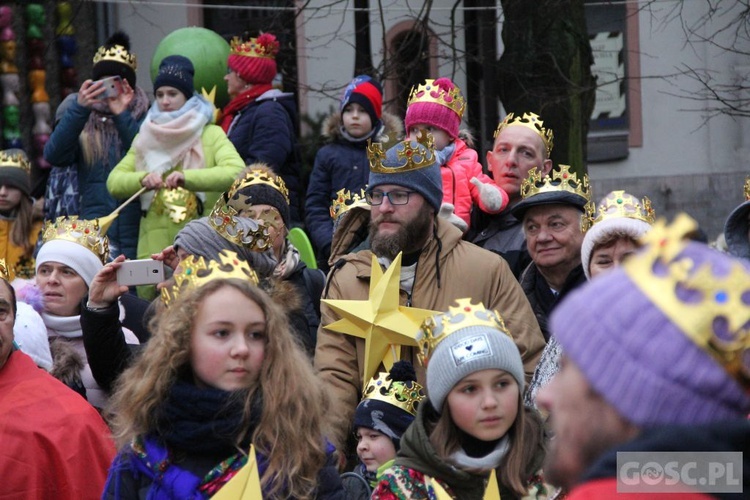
[156,379,260,455]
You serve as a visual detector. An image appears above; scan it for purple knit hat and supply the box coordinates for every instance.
[551,215,750,427]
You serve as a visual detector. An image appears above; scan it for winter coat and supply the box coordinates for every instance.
[441,137,504,229]
[314,216,546,452]
[305,112,403,265]
[469,204,530,280]
[0,217,42,280]
[107,124,244,260]
[565,420,749,499]
[519,262,586,342]
[225,89,303,224]
[283,259,325,355]
[44,94,145,259]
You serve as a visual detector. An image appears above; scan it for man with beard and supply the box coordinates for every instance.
[537,215,750,498]
[314,132,545,458]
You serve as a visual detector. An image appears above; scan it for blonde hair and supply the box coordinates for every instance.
[428,393,544,496]
[107,278,332,498]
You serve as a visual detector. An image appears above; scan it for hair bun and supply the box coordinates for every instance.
[104,31,131,49]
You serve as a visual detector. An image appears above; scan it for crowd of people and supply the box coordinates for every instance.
[0,27,747,500]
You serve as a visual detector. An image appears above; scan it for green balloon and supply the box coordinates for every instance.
[150,27,230,109]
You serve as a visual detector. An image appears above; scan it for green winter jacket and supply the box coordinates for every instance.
[107,124,244,260]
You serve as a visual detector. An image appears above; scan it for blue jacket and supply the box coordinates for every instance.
[226,90,303,224]
[305,112,403,264]
[44,94,145,259]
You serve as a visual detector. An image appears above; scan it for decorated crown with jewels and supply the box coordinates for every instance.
[520,164,591,204]
[230,33,280,59]
[361,370,425,417]
[0,149,30,173]
[0,259,8,281]
[160,250,259,308]
[41,216,109,264]
[744,177,750,201]
[495,112,554,158]
[208,200,272,251]
[625,214,750,389]
[368,130,436,174]
[92,43,137,70]
[229,167,290,205]
[593,190,655,227]
[407,79,466,119]
[416,299,511,366]
[330,188,368,220]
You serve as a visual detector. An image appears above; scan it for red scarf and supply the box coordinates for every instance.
[219,84,274,132]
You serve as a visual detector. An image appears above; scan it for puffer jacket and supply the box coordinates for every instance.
[305,112,403,265]
[441,135,507,230]
[44,93,147,259]
[107,124,244,260]
[314,216,546,452]
[225,89,303,224]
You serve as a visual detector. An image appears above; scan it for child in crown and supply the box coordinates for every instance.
[103,277,344,498]
[405,78,508,232]
[341,361,426,499]
[372,301,549,500]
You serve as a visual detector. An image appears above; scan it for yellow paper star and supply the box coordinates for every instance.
[429,469,500,499]
[211,444,263,499]
[429,476,453,499]
[322,252,439,386]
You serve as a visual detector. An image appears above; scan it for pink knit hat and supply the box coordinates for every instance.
[405,78,466,139]
[227,33,279,85]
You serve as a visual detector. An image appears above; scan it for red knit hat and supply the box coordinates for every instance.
[227,33,279,85]
[405,78,466,139]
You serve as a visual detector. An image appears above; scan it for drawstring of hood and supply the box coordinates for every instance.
[434,221,442,289]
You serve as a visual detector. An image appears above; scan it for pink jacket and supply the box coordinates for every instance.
[441,138,506,229]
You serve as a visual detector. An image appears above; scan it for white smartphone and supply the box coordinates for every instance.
[116,259,165,286]
[94,75,123,100]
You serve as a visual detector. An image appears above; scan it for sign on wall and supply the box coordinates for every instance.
[590,31,626,120]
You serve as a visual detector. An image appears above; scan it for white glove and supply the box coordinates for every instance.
[438,202,468,233]
[471,177,507,212]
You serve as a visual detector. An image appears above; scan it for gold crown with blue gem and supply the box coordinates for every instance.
[368,129,436,174]
[361,369,425,417]
[41,216,109,265]
[160,250,259,308]
[407,79,466,119]
[494,112,554,157]
[592,190,655,226]
[330,188,368,220]
[415,299,511,366]
[92,43,136,70]
[624,214,750,389]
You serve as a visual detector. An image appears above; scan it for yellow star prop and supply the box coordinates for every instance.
[429,469,500,499]
[322,252,439,387]
[211,444,263,499]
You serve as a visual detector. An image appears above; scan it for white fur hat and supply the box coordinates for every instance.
[13,301,52,370]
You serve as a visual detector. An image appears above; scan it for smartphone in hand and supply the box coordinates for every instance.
[116,259,165,286]
[94,75,124,100]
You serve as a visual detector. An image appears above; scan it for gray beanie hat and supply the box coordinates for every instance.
[173,216,277,279]
[368,132,443,212]
[419,299,525,411]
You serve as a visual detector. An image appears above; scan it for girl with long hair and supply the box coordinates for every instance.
[0,149,42,280]
[103,278,344,499]
[372,301,549,500]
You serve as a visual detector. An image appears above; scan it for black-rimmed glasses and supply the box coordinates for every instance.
[365,189,415,206]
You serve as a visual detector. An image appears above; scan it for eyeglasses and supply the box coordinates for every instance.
[365,189,415,206]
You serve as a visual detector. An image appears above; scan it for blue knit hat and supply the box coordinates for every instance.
[153,55,194,99]
[341,75,383,129]
[368,133,443,212]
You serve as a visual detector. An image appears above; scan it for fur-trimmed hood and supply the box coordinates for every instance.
[322,110,404,146]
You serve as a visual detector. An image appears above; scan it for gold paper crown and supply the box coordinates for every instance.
[592,190,656,226]
[208,201,272,251]
[494,112,554,157]
[92,44,137,70]
[744,177,750,201]
[416,299,511,366]
[229,33,279,59]
[407,79,466,119]
[41,216,109,265]
[0,150,30,173]
[361,370,425,417]
[520,164,591,204]
[229,168,290,205]
[0,258,8,281]
[625,214,750,389]
[368,130,436,174]
[330,188,368,220]
[160,250,260,308]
